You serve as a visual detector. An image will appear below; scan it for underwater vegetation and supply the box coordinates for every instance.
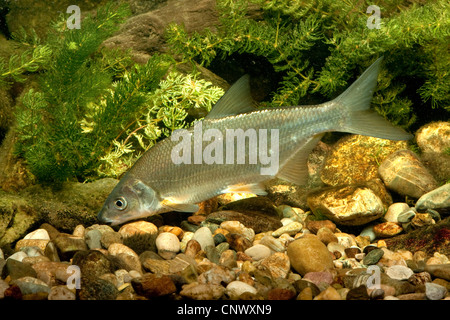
[0,0,448,185]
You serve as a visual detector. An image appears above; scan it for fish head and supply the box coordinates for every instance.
[97,178,161,226]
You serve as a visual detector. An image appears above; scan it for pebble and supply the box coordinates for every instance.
[53,234,87,259]
[10,276,50,298]
[192,227,215,250]
[85,229,102,250]
[259,235,285,252]
[397,208,417,223]
[272,221,303,237]
[425,282,448,300]
[425,264,450,281]
[220,220,255,242]
[287,234,334,276]
[258,252,290,279]
[303,271,334,287]
[408,272,432,286]
[100,231,123,249]
[7,251,28,262]
[317,227,338,245]
[362,248,384,265]
[373,222,403,238]
[24,229,50,240]
[244,244,271,261]
[118,221,158,237]
[226,280,258,299]
[180,282,225,300]
[328,242,346,259]
[416,183,450,212]
[3,258,37,280]
[108,243,142,272]
[305,220,336,234]
[384,203,410,222]
[386,265,414,280]
[359,225,376,242]
[131,273,176,298]
[155,232,180,260]
[48,285,76,300]
[314,286,342,300]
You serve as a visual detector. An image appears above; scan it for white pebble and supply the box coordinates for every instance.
[386,265,414,280]
[193,227,215,250]
[226,281,257,299]
[384,203,410,222]
[155,232,180,259]
[272,221,303,237]
[7,251,28,262]
[244,244,271,261]
[24,229,50,240]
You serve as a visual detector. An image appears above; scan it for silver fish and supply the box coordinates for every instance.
[98,57,412,226]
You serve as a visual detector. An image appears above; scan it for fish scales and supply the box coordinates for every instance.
[128,103,340,203]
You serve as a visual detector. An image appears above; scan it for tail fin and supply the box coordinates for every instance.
[335,57,413,141]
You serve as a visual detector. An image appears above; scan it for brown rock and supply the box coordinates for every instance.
[225,233,252,252]
[305,220,336,234]
[268,288,296,300]
[287,234,334,276]
[180,282,225,300]
[185,239,202,258]
[131,273,176,298]
[373,222,403,238]
[317,227,338,245]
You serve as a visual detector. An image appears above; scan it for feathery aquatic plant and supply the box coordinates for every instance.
[166,0,449,129]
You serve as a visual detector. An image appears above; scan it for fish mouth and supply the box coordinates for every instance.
[97,211,114,226]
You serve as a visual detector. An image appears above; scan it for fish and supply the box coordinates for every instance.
[97,57,413,226]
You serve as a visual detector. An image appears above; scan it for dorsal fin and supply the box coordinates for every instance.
[205,75,256,119]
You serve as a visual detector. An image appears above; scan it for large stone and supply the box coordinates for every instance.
[287,234,334,276]
[307,185,385,226]
[415,122,450,183]
[321,135,407,186]
[378,149,439,199]
[416,183,450,212]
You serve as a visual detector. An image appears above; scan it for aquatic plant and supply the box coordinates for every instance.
[97,71,224,178]
[0,28,51,88]
[12,2,225,183]
[167,0,449,129]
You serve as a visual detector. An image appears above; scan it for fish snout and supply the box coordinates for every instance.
[97,210,114,226]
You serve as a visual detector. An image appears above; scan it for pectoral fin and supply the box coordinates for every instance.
[276,134,324,185]
[161,199,199,212]
[224,182,268,196]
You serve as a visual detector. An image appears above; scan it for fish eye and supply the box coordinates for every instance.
[114,197,127,211]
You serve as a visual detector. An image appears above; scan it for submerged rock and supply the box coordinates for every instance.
[321,135,407,186]
[307,185,385,226]
[378,149,439,199]
[287,234,334,276]
[416,122,450,183]
[415,183,450,213]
